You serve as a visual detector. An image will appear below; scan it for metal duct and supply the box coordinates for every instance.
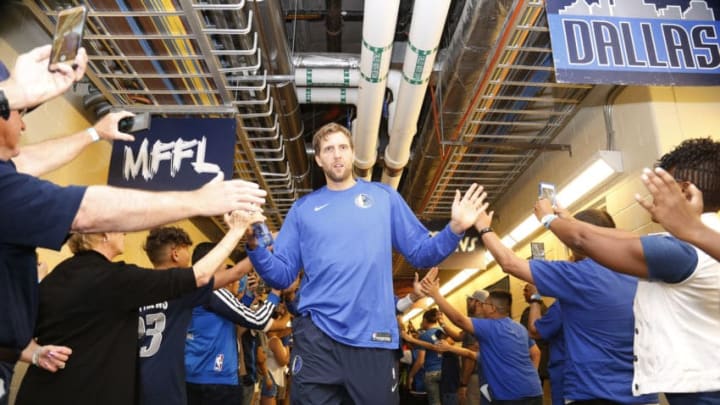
[382,0,452,189]
[292,53,360,69]
[352,0,401,180]
[402,0,515,210]
[252,0,311,195]
[326,0,343,52]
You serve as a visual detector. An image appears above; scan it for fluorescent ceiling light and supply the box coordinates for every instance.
[485,150,623,266]
[556,150,623,208]
[401,308,422,323]
[439,268,480,295]
[508,214,540,245]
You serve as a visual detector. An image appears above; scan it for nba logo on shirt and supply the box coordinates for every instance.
[214,354,224,371]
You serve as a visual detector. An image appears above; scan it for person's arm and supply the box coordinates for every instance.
[247,206,303,289]
[406,349,426,390]
[459,344,477,399]
[527,300,545,340]
[212,257,254,290]
[14,111,135,176]
[19,340,71,372]
[391,184,488,268]
[420,274,475,335]
[529,343,541,368]
[268,336,290,367]
[71,178,265,233]
[636,167,720,261]
[475,209,533,283]
[534,198,650,278]
[1,45,87,110]
[396,268,439,312]
[433,340,478,361]
[401,330,441,353]
[191,211,253,287]
[207,288,280,330]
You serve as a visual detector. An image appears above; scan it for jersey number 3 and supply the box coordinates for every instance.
[139,313,167,357]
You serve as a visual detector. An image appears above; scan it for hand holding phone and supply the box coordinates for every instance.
[49,6,87,73]
[118,112,151,133]
[538,182,557,207]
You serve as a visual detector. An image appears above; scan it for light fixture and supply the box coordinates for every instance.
[401,308,422,323]
[556,150,623,208]
[439,268,481,295]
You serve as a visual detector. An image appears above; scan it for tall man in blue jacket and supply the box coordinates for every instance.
[247,122,487,404]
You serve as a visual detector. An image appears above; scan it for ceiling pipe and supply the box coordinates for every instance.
[294,67,360,87]
[326,0,343,52]
[381,0,452,189]
[352,0,401,180]
[292,53,360,69]
[252,0,311,195]
[296,87,359,105]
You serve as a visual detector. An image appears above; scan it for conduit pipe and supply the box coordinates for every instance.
[294,67,360,87]
[295,87,359,104]
[382,0,452,189]
[292,53,360,69]
[352,0,401,180]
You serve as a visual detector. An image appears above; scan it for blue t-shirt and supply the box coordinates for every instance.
[0,160,85,356]
[641,234,697,283]
[185,290,278,385]
[471,317,542,400]
[534,302,565,405]
[138,280,213,405]
[418,327,443,373]
[248,180,461,349]
[530,258,658,404]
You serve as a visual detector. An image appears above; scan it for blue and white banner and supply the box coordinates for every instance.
[107,117,236,191]
[546,0,720,85]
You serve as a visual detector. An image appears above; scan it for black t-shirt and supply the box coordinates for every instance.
[16,251,197,405]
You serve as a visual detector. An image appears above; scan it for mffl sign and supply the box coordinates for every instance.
[546,0,720,85]
[108,118,236,191]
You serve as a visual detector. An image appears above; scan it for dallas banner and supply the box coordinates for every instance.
[108,117,236,191]
[546,0,720,85]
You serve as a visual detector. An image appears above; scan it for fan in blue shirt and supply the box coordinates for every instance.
[247,123,487,404]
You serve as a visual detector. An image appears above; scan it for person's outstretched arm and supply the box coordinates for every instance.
[474,208,533,283]
[14,111,135,176]
[192,211,254,287]
[72,178,266,233]
[421,274,475,335]
[534,197,650,278]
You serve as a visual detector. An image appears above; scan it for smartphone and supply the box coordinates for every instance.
[538,182,557,206]
[118,112,152,133]
[49,6,87,72]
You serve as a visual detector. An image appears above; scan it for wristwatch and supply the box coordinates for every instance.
[529,293,543,303]
[0,89,10,120]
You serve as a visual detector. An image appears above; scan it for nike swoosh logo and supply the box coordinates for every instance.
[391,382,398,392]
[314,204,329,212]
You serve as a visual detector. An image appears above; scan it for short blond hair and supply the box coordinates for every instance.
[67,233,104,254]
[312,122,353,155]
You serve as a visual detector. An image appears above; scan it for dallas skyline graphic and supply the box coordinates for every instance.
[558,0,715,20]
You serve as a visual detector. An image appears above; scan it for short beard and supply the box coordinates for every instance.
[324,166,352,183]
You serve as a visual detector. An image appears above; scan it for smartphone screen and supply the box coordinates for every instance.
[538,182,557,205]
[49,6,87,72]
